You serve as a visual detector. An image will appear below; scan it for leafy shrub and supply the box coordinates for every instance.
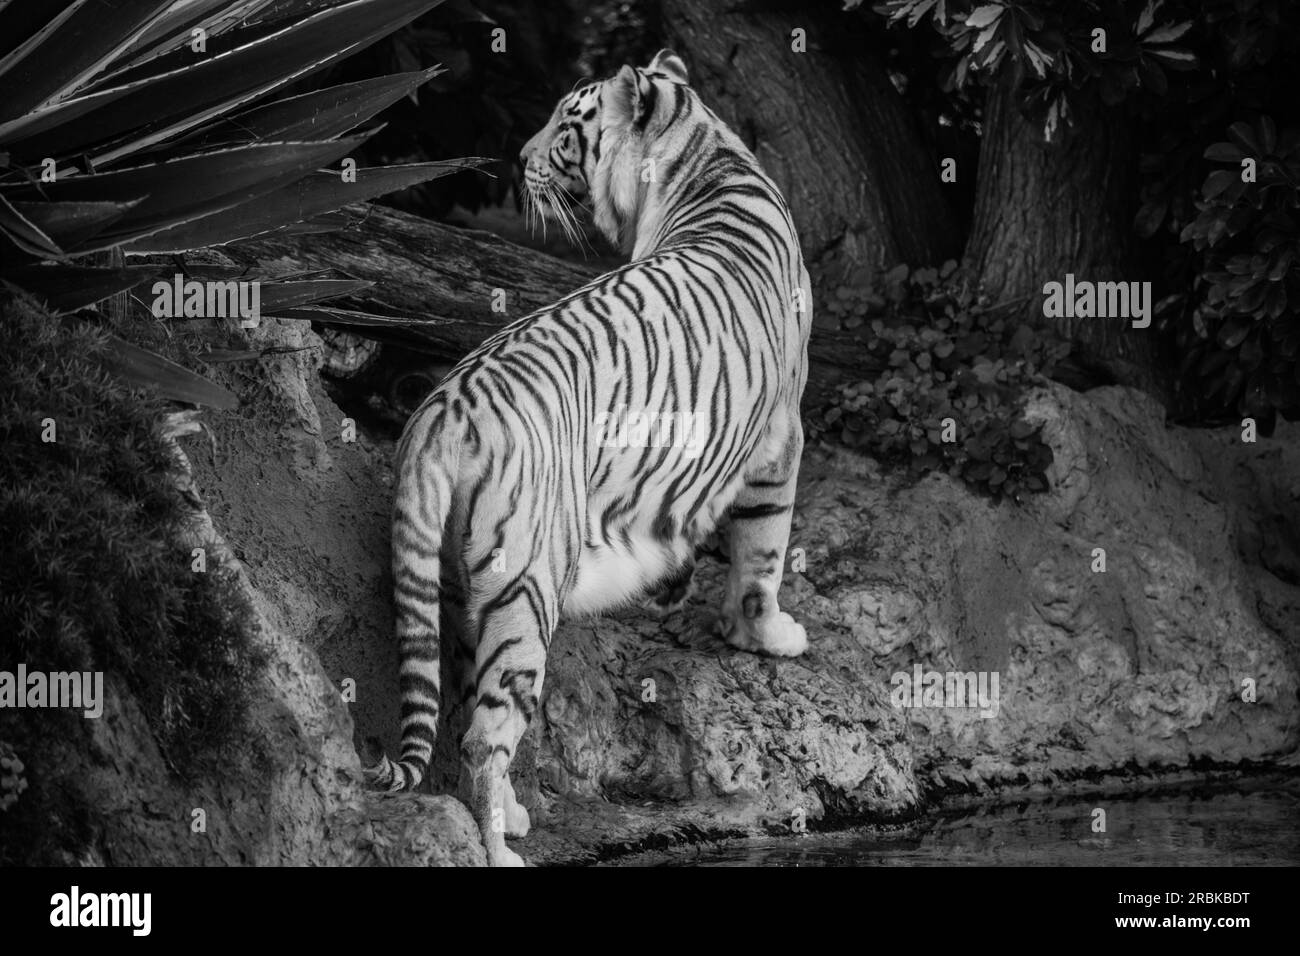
[868,0,1198,142]
[1156,116,1300,429]
[0,742,26,812]
[809,262,1062,503]
[868,1,1299,430]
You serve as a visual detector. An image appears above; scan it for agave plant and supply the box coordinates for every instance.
[0,0,486,407]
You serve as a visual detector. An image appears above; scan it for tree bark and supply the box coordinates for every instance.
[228,203,869,410]
[229,204,598,357]
[966,76,1155,390]
[658,0,957,271]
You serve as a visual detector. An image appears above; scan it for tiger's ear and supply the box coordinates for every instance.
[647,49,688,84]
[609,64,658,130]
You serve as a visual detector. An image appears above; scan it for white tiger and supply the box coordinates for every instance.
[366,49,812,866]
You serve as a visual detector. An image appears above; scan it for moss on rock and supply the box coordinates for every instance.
[0,294,262,864]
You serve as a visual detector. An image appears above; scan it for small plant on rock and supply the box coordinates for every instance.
[809,261,1062,503]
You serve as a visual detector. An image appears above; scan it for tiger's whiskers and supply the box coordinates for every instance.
[548,183,596,258]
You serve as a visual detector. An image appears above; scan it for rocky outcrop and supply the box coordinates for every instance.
[507,385,1300,861]
[88,310,1295,866]
[33,316,486,866]
[182,317,483,866]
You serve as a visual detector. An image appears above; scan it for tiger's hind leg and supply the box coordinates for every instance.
[642,559,695,617]
[715,411,807,657]
[451,617,531,838]
[502,774,530,837]
[457,580,559,868]
[455,704,530,838]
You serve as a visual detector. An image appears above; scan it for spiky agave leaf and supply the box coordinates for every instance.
[126,158,491,253]
[0,0,485,409]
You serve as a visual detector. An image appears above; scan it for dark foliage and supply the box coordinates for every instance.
[1159,116,1300,429]
[810,263,1061,502]
[0,294,263,863]
[865,0,1300,426]
[323,0,588,218]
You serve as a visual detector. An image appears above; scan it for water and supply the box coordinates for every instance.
[617,777,1300,866]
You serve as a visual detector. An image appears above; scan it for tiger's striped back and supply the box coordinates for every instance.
[366,49,812,866]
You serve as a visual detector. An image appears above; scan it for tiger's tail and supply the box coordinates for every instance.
[363,402,465,793]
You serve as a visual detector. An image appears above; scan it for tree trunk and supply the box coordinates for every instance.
[966,76,1155,390]
[228,203,872,409]
[230,204,599,356]
[658,0,957,271]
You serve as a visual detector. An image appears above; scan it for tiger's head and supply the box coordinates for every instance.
[519,49,696,255]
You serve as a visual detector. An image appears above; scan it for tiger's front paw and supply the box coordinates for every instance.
[715,603,808,658]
